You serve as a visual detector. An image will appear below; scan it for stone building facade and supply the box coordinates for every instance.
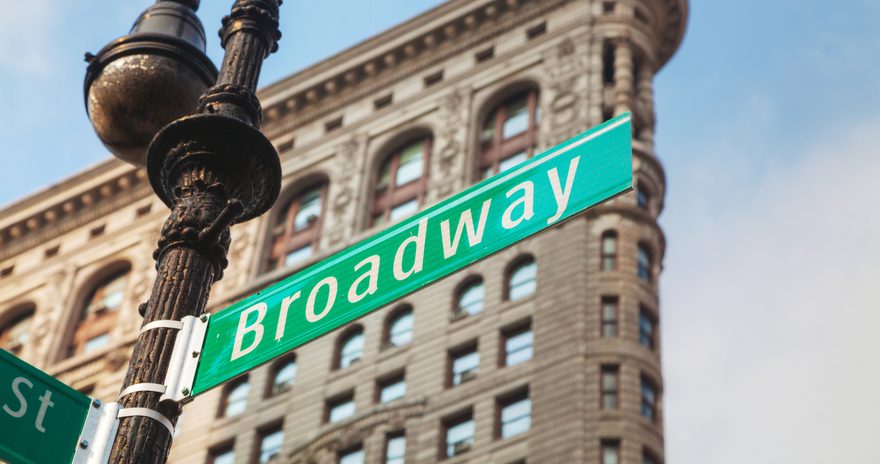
[0,0,686,462]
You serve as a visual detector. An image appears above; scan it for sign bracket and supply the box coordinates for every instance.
[72,400,121,464]
[160,314,209,404]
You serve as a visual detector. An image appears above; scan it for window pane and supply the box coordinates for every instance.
[446,419,474,457]
[498,151,528,173]
[377,159,392,191]
[285,244,313,267]
[452,351,479,385]
[458,281,484,316]
[380,378,406,403]
[637,188,648,209]
[509,260,537,301]
[505,329,533,366]
[224,381,249,417]
[396,142,424,186]
[603,445,619,464]
[339,332,364,368]
[639,311,655,348]
[213,449,235,464]
[390,199,419,222]
[272,359,297,395]
[386,435,406,464]
[501,398,531,438]
[389,311,413,347]
[330,399,356,423]
[642,381,656,420]
[84,333,109,353]
[339,448,364,464]
[502,96,530,139]
[637,246,651,281]
[85,271,128,316]
[294,187,322,231]
[259,429,284,464]
[1,312,32,353]
[602,299,618,337]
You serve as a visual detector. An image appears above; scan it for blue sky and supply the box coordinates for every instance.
[2,0,880,462]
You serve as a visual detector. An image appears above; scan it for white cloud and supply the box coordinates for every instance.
[663,118,880,462]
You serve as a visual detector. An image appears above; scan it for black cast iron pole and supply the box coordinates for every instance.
[109,0,282,462]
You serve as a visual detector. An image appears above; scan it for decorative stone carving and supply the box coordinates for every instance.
[325,134,368,248]
[431,86,472,201]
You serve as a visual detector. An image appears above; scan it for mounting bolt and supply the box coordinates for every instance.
[192,351,200,358]
[79,440,89,449]
[92,398,102,408]
[199,314,208,323]
[181,387,190,396]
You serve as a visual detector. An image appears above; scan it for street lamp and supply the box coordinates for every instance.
[83,0,282,462]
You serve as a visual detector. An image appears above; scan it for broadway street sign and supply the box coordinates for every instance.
[0,349,90,464]
[191,113,633,396]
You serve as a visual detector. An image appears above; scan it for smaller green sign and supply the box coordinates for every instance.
[0,349,91,464]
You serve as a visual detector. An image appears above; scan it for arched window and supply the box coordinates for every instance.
[219,377,249,418]
[0,304,35,356]
[637,243,653,283]
[268,355,297,397]
[68,265,130,358]
[269,182,327,269]
[336,327,364,369]
[455,278,485,318]
[479,88,540,179]
[601,231,618,271]
[507,258,537,301]
[371,137,431,227]
[385,307,414,348]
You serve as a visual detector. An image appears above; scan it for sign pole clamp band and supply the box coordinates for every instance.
[118,383,166,399]
[139,319,184,334]
[117,408,175,436]
[73,400,121,464]
[160,314,209,404]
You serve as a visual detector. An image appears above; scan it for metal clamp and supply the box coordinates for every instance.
[117,407,175,436]
[160,314,209,404]
[73,400,121,464]
[119,382,166,399]
[139,319,184,334]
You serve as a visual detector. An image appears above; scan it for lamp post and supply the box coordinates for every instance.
[83,0,282,462]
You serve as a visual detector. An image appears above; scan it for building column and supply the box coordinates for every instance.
[613,36,633,116]
[637,61,656,144]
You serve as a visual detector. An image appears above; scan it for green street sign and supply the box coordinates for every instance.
[191,113,633,395]
[0,350,91,464]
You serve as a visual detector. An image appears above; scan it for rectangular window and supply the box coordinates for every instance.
[502,323,533,367]
[601,296,618,337]
[639,307,656,349]
[339,446,364,464]
[643,448,660,464]
[601,365,619,409]
[325,117,343,133]
[209,444,235,464]
[443,412,474,458]
[449,344,479,386]
[284,244,313,267]
[641,377,657,421]
[378,374,406,404]
[385,433,406,464]
[390,199,419,222]
[84,333,110,354]
[498,390,531,439]
[327,393,356,423]
[475,47,494,63]
[374,94,393,110]
[424,70,444,87]
[257,426,284,464]
[526,22,546,40]
[601,440,620,464]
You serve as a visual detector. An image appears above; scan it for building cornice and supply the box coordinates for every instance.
[258,0,570,136]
